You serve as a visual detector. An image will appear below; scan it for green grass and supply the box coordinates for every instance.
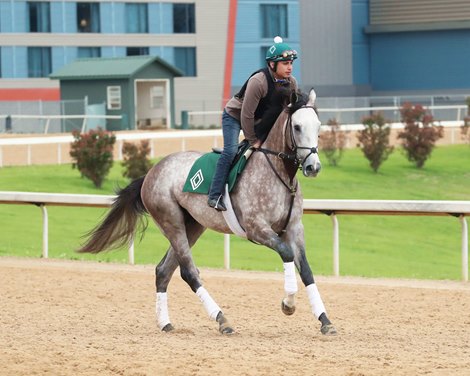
[0,145,469,280]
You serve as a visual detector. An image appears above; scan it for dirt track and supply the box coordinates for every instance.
[1,257,470,375]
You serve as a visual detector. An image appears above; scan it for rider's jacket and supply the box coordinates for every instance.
[225,67,297,144]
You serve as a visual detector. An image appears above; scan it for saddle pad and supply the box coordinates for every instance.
[183,151,249,194]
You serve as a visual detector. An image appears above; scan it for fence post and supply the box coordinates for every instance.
[39,204,48,259]
[128,237,135,265]
[224,234,230,270]
[331,213,339,276]
[460,215,468,282]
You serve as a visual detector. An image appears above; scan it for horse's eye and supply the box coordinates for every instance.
[294,124,301,132]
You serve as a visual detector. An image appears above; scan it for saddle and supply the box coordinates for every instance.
[182,140,252,194]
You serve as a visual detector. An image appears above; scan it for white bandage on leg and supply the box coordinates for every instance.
[156,292,171,330]
[196,286,221,321]
[283,261,298,296]
[306,283,326,319]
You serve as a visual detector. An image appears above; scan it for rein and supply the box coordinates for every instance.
[256,105,319,236]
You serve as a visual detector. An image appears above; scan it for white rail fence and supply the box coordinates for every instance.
[0,191,468,281]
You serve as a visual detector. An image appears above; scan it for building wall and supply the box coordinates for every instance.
[299,0,354,95]
[0,0,228,123]
[233,0,300,89]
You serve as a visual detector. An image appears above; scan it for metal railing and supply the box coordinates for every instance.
[0,191,468,281]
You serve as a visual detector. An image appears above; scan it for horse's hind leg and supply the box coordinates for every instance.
[154,213,234,335]
[155,217,204,332]
[155,248,179,332]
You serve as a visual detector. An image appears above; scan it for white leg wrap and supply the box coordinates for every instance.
[306,283,326,319]
[196,286,221,321]
[283,262,298,296]
[156,292,171,330]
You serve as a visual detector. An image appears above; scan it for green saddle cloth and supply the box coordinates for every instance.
[183,146,251,194]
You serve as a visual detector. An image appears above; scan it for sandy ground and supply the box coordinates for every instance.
[1,257,470,376]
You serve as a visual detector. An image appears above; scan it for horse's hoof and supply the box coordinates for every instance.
[281,300,296,316]
[161,323,175,332]
[320,324,337,336]
[219,323,235,335]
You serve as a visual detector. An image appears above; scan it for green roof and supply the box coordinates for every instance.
[50,55,183,80]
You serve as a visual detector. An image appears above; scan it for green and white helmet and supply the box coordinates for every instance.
[265,36,298,62]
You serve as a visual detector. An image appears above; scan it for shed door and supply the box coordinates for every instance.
[135,80,169,129]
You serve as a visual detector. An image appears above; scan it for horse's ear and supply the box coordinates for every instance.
[307,88,317,106]
[289,91,298,107]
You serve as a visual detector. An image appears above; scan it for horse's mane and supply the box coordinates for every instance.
[255,86,294,141]
[287,91,309,115]
[255,89,316,141]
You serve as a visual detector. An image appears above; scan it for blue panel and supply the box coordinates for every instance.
[149,3,162,33]
[14,47,28,78]
[101,47,126,58]
[160,3,173,33]
[0,2,12,32]
[112,3,126,33]
[13,1,27,32]
[63,2,76,33]
[351,0,370,85]
[51,2,64,32]
[1,47,15,77]
[233,1,300,86]
[100,3,112,33]
[370,30,470,90]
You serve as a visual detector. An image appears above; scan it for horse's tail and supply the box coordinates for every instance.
[77,176,148,254]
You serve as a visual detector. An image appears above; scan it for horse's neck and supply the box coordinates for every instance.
[260,110,298,180]
[262,110,288,153]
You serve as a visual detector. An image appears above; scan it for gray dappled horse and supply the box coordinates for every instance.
[78,89,337,336]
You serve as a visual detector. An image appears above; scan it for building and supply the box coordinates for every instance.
[1,0,470,130]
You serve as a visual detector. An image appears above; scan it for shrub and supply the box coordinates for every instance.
[357,112,394,173]
[319,118,347,166]
[70,128,116,188]
[397,103,443,168]
[121,140,153,180]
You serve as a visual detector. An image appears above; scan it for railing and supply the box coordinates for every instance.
[184,104,468,129]
[0,114,122,134]
[0,191,468,281]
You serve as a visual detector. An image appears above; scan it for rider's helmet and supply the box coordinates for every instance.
[265,36,298,62]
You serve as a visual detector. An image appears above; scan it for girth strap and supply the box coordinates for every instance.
[258,149,298,236]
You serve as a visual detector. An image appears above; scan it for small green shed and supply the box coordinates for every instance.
[50,55,183,131]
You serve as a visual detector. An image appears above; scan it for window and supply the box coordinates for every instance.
[78,47,101,58]
[77,2,100,33]
[28,2,51,32]
[27,47,52,77]
[173,3,195,33]
[126,47,149,56]
[174,47,196,76]
[150,85,165,109]
[107,86,121,110]
[261,4,288,38]
[125,3,148,33]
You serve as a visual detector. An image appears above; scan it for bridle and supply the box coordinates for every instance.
[256,105,320,236]
[258,105,319,170]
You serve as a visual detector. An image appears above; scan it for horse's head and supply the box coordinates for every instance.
[288,89,322,177]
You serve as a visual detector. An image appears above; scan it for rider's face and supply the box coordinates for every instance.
[271,60,294,80]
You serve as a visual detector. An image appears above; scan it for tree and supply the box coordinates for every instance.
[70,128,116,188]
[357,112,394,173]
[121,140,153,180]
[397,103,443,168]
[319,118,347,166]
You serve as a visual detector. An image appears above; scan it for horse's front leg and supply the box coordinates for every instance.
[295,247,337,335]
[249,226,337,336]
